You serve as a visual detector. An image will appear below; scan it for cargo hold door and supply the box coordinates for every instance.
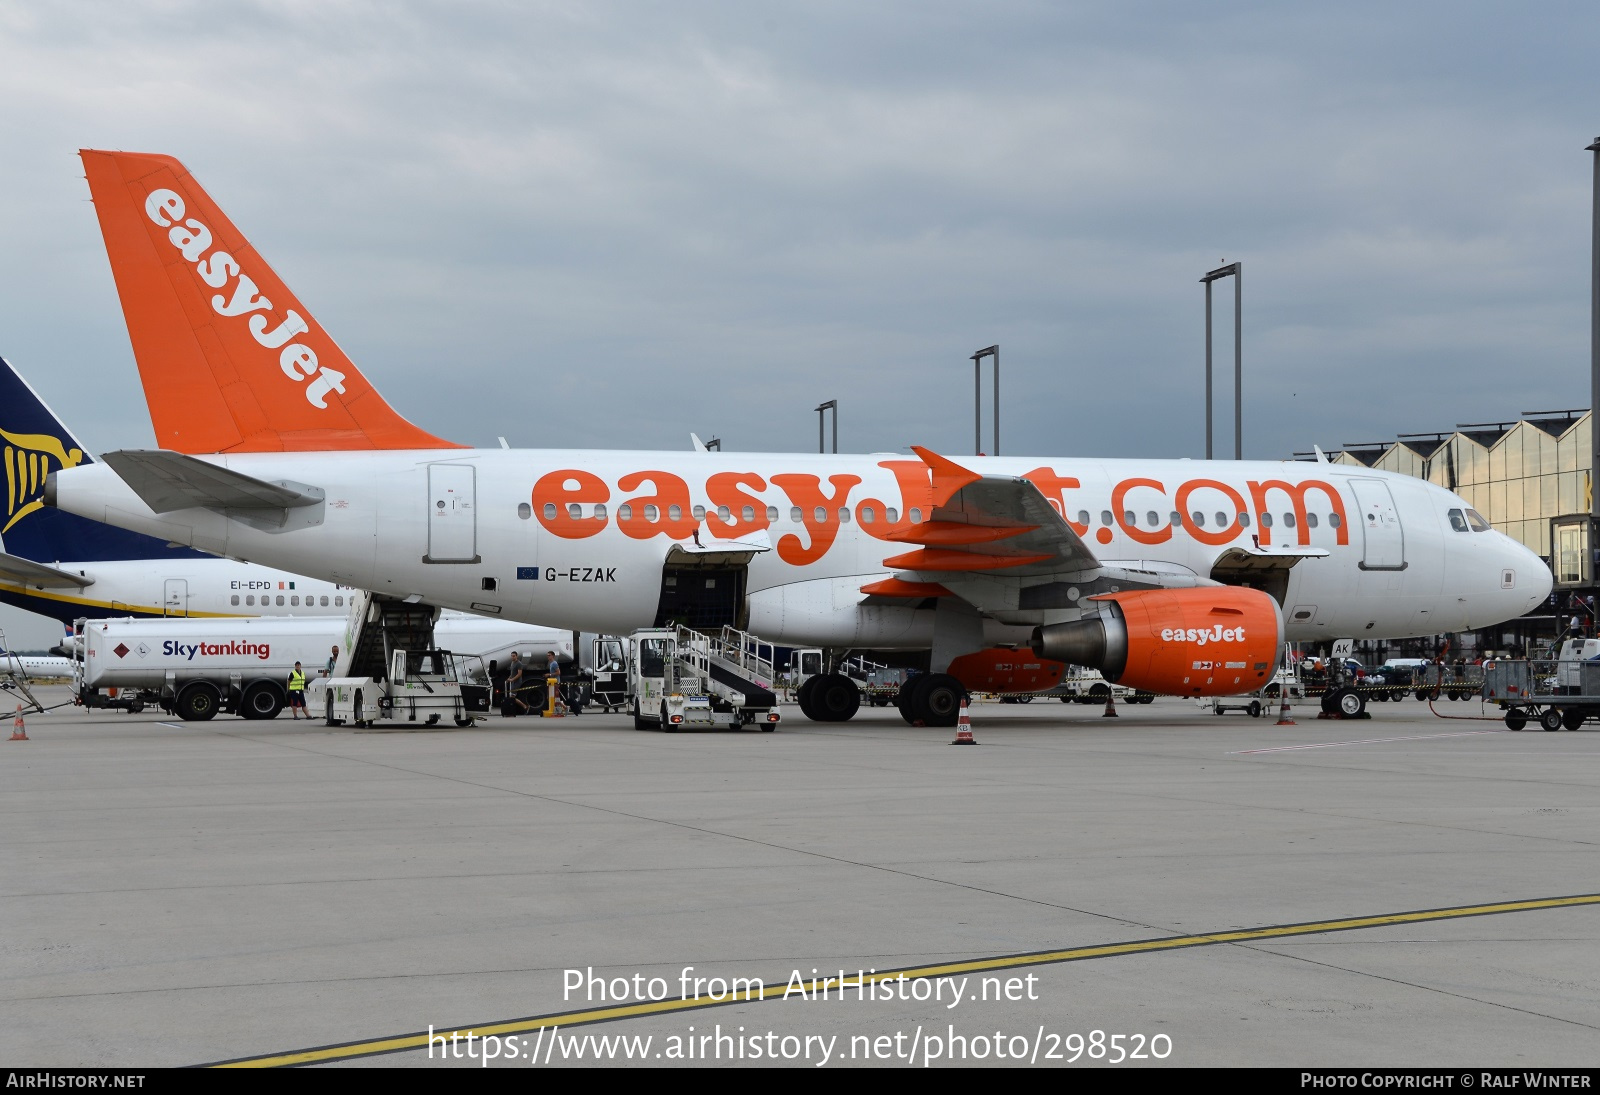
[1350,478,1405,571]
[425,464,479,564]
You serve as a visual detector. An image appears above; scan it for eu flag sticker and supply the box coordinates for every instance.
[516,567,538,581]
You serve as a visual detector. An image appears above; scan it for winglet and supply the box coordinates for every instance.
[79,150,461,454]
[910,446,982,507]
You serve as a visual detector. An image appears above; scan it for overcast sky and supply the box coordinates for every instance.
[1,1,1597,644]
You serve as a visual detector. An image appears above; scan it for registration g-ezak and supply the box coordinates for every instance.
[44,151,1549,726]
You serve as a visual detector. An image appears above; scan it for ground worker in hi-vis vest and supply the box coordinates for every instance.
[288,661,307,720]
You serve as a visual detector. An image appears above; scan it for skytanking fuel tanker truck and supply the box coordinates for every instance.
[76,614,573,720]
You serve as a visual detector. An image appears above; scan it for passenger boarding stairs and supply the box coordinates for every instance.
[670,625,780,710]
[0,628,47,715]
[334,593,440,681]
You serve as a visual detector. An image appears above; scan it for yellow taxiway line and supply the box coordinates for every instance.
[209,891,1600,1067]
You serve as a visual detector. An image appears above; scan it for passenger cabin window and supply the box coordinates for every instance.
[246,595,255,606]
[909,508,923,523]
[1146,511,1159,525]
[517,502,531,520]
[1329,513,1342,528]
[291,596,299,606]
[667,505,682,521]
[231,595,240,606]
[593,503,606,520]
[644,505,660,521]
[813,506,827,523]
[1260,512,1273,528]
[790,507,802,523]
[1283,513,1297,528]
[1238,512,1251,527]
[1466,509,1492,532]
[692,505,705,521]
[1124,510,1136,525]
[1191,512,1205,527]
[320,596,329,607]
[1214,511,1227,527]
[742,505,756,523]
[1170,511,1181,526]
[335,596,344,607]
[885,507,899,523]
[619,504,633,522]
[1306,513,1319,528]
[766,506,779,522]
[717,505,731,522]
[839,507,850,522]
[276,595,285,606]
[1077,510,1091,527]
[1100,510,1113,526]
[543,503,557,520]
[860,505,876,523]
[569,503,582,519]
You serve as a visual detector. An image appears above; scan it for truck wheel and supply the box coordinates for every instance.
[352,691,368,728]
[632,699,651,731]
[661,701,677,733]
[1504,710,1526,731]
[325,694,342,727]
[1562,709,1586,731]
[175,683,220,722]
[240,681,285,720]
[812,675,860,722]
[1539,708,1564,732]
[1247,701,1262,718]
[128,699,145,714]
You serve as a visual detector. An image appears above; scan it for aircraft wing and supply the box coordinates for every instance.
[100,450,324,515]
[864,446,1100,591]
[0,551,93,588]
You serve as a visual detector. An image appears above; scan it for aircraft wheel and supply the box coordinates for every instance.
[1504,710,1526,731]
[1335,688,1366,718]
[1563,709,1587,731]
[811,675,860,722]
[913,674,964,728]
[796,676,822,721]
[1539,707,1564,733]
[897,677,926,725]
[175,683,220,722]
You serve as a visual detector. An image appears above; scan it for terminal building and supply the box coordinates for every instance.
[1316,408,1594,659]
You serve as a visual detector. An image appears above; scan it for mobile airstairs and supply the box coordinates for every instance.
[627,624,782,731]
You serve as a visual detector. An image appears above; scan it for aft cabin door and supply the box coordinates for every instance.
[425,464,479,564]
[1351,478,1405,571]
[163,579,187,617]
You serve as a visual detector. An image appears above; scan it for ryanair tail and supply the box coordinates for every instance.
[0,355,205,564]
[79,150,461,454]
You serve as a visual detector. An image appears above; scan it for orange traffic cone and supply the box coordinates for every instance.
[10,705,27,741]
[950,697,977,744]
[1101,690,1119,718]
[1274,689,1295,726]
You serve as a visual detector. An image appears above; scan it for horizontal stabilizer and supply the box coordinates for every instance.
[99,450,323,529]
[0,551,92,588]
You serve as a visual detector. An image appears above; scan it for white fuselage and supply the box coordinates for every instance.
[51,450,1551,646]
[0,557,357,620]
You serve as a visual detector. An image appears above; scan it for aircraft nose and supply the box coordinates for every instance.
[1502,534,1551,611]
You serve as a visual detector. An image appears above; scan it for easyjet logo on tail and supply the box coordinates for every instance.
[143,190,346,410]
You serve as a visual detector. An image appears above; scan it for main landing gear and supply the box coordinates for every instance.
[897,674,964,728]
[798,674,860,723]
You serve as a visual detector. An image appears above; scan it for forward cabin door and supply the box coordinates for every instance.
[1350,479,1405,570]
[162,578,187,617]
[426,464,479,563]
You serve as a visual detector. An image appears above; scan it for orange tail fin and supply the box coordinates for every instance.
[79,150,460,453]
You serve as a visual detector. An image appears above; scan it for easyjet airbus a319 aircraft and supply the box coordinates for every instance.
[45,150,1549,725]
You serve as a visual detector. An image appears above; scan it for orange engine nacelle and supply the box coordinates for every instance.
[946,649,1067,694]
[1029,587,1284,697]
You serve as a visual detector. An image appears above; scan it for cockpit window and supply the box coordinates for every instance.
[1447,508,1469,533]
[1465,509,1491,532]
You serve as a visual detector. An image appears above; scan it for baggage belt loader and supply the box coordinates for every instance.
[627,626,782,732]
